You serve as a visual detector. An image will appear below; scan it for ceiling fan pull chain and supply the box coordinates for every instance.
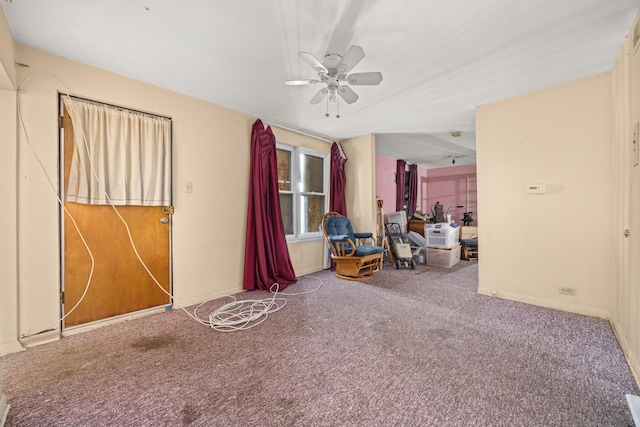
[325,95,329,118]
[336,94,340,119]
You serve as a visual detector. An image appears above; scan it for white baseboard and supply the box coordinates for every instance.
[478,287,639,389]
[0,388,8,427]
[18,329,60,348]
[0,340,24,357]
[476,287,610,319]
[0,403,9,427]
[611,319,640,388]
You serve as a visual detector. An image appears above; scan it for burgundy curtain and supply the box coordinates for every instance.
[243,119,297,291]
[330,142,347,216]
[407,164,418,217]
[395,159,406,212]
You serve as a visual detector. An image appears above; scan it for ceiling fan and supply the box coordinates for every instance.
[285,45,383,118]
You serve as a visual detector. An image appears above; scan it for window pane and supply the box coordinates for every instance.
[301,195,325,233]
[279,193,293,235]
[301,154,323,193]
[277,149,291,191]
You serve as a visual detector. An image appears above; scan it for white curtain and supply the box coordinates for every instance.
[63,96,171,206]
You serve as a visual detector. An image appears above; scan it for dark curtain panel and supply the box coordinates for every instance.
[395,159,407,212]
[329,142,347,216]
[243,119,297,291]
[407,164,418,217]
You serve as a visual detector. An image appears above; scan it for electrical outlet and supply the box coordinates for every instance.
[185,181,193,193]
[559,287,576,296]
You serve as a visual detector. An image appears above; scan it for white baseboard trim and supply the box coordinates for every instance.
[0,400,9,427]
[611,319,640,388]
[478,287,639,389]
[0,340,24,357]
[476,287,610,319]
[18,330,60,349]
[0,373,8,427]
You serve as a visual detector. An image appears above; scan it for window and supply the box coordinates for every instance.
[277,144,328,240]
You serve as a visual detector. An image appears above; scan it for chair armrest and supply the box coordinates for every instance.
[353,232,373,239]
[354,232,376,246]
[327,235,357,257]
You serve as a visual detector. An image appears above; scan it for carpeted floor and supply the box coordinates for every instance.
[1,261,638,426]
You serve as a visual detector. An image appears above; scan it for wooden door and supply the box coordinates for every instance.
[61,106,171,328]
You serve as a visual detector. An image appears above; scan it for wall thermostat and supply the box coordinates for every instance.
[527,184,546,194]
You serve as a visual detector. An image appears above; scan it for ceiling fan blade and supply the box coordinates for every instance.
[284,79,322,86]
[299,52,328,74]
[310,88,328,104]
[336,45,365,74]
[338,85,359,104]
[345,71,383,85]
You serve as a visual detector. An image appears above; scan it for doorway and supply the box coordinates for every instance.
[59,98,172,328]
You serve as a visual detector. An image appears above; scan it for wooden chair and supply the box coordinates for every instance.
[322,212,384,281]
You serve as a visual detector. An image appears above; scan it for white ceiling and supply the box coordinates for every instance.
[2,0,638,169]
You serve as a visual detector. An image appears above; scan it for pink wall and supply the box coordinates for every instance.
[375,153,428,214]
[375,153,478,225]
[374,153,397,214]
[426,164,478,226]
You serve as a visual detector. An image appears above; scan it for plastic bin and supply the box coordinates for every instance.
[426,244,461,268]
[412,247,426,264]
[425,225,460,248]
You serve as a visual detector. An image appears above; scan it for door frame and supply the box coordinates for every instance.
[57,94,174,330]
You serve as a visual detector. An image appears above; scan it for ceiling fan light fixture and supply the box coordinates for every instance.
[323,54,342,69]
[450,131,463,137]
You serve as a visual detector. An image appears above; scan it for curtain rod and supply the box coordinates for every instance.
[261,119,335,143]
[64,94,172,121]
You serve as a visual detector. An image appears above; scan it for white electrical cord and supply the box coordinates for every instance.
[203,284,287,332]
[196,276,324,332]
[17,74,96,337]
[17,73,325,335]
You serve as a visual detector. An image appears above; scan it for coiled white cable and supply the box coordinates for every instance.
[206,284,287,332]
[194,277,323,332]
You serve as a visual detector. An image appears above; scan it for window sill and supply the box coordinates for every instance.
[286,235,324,244]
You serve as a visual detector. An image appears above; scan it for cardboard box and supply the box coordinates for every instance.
[461,226,478,240]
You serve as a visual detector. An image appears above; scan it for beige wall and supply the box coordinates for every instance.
[342,133,378,234]
[477,73,613,318]
[611,12,640,383]
[0,7,15,90]
[0,89,21,354]
[477,11,640,382]
[0,37,365,353]
[0,8,20,354]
